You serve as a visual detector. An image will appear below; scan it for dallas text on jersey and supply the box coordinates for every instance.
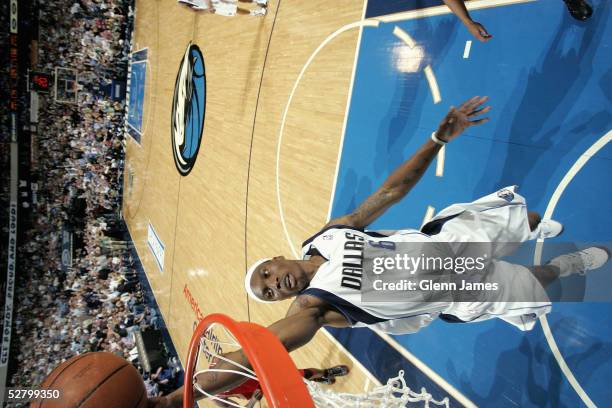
[340,232,365,290]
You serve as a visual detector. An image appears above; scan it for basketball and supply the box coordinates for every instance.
[30,352,147,408]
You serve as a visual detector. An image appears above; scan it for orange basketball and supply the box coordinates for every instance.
[30,352,148,408]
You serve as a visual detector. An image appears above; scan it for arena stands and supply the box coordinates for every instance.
[3,0,182,398]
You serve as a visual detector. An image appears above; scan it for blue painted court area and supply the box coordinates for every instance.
[329,1,612,406]
[127,48,148,143]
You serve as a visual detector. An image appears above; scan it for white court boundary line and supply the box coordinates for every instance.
[274,13,475,406]
[325,0,385,391]
[275,19,380,258]
[326,3,373,225]
[273,4,386,389]
[376,0,536,23]
[533,129,612,408]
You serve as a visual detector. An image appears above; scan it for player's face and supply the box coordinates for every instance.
[250,257,306,302]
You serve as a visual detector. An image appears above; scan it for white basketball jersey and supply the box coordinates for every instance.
[300,225,454,334]
[299,187,552,333]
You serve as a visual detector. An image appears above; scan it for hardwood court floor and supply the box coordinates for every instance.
[123,0,378,401]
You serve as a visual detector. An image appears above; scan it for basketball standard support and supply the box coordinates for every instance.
[53,67,79,104]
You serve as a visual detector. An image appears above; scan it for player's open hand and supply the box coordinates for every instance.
[467,21,492,42]
[436,96,490,143]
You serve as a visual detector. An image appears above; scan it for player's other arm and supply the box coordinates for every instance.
[325,96,490,230]
[153,303,347,408]
[245,390,263,408]
[442,0,492,42]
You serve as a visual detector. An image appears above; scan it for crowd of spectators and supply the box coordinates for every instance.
[8,0,181,397]
[1,0,14,341]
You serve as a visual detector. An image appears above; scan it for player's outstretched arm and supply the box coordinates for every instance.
[149,305,345,408]
[325,96,490,230]
[246,390,263,408]
[442,0,492,42]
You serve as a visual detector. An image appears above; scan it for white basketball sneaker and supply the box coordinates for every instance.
[254,0,268,6]
[547,247,610,277]
[536,219,564,239]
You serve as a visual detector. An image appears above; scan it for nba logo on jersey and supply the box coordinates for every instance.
[497,188,514,202]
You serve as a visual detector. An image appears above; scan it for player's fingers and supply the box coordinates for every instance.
[469,105,491,117]
[469,95,487,110]
[470,96,489,111]
[459,96,480,111]
[469,117,490,125]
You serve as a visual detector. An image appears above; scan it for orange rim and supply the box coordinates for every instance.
[183,313,315,408]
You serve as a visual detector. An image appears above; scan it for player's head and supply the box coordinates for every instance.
[245,257,308,303]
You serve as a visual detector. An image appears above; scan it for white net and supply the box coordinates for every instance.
[192,324,450,408]
[193,323,255,407]
[306,371,449,408]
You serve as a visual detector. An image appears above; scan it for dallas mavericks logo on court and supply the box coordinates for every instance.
[171,42,206,176]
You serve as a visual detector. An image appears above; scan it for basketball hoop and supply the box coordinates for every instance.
[185,314,449,408]
[184,313,315,408]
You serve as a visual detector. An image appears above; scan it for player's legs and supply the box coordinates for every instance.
[324,365,350,382]
[245,390,263,408]
[527,211,564,239]
[562,0,593,21]
[428,187,563,259]
[528,246,610,287]
[302,365,350,384]
[527,211,540,231]
[528,264,561,287]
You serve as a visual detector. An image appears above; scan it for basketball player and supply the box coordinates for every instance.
[442,0,492,42]
[443,0,593,41]
[178,0,267,16]
[150,96,609,407]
